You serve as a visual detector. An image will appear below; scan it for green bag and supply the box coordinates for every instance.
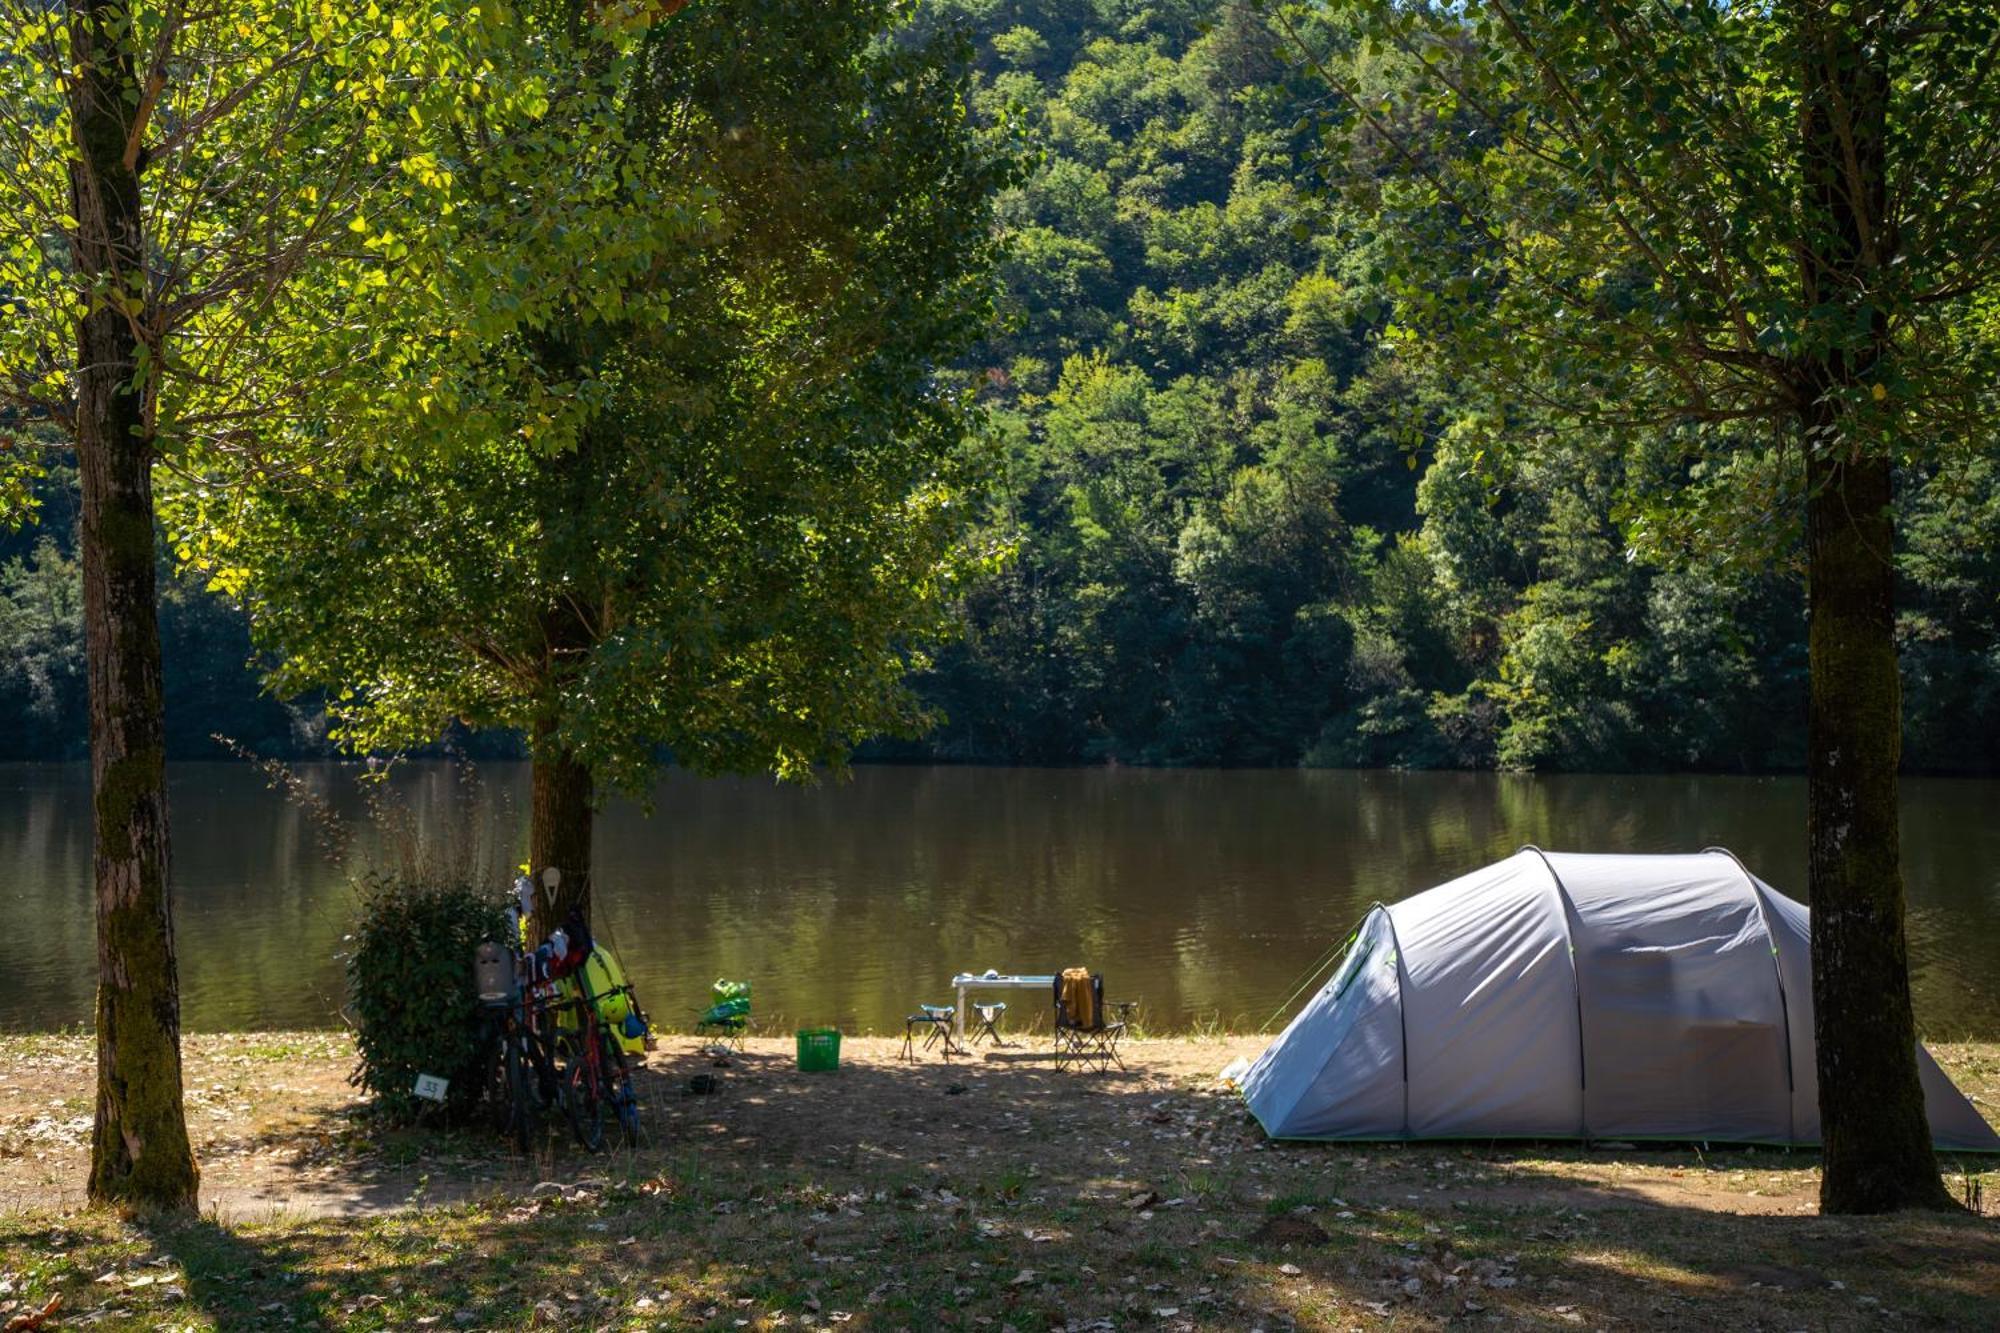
[701,978,751,1027]
[700,997,751,1025]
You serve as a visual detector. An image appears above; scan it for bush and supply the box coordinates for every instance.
[347,874,507,1124]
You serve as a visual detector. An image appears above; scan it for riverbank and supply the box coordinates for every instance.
[1,1032,1995,1330]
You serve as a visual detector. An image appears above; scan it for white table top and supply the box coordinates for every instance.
[951,973,1057,988]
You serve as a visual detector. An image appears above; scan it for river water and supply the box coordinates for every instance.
[3,763,1996,1037]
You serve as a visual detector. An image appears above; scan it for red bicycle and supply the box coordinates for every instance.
[478,897,642,1154]
[548,978,641,1151]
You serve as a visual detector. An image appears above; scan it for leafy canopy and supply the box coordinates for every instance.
[1282,0,2000,459]
[182,0,1018,790]
[0,1,544,515]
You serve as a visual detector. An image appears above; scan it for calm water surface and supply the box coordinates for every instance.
[3,763,1997,1037]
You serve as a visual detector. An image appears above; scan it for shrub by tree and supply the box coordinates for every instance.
[346,877,506,1125]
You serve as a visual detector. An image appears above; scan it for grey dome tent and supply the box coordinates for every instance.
[1241,849,1999,1150]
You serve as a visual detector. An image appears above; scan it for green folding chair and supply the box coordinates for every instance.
[695,978,751,1051]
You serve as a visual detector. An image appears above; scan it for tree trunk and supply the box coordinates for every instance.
[529,717,594,938]
[1795,6,1951,1215]
[525,366,601,940]
[72,0,199,1211]
[1802,443,1950,1212]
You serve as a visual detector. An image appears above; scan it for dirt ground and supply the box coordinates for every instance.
[0,1031,1996,1330]
[9,1032,1994,1222]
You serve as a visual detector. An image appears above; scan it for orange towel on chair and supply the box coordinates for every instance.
[1060,967,1096,1029]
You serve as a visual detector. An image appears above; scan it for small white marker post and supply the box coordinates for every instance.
[413,1073,450,1103]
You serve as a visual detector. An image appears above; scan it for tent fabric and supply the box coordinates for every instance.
[1240,848,2000,1151]
[1244,909,1406,1139]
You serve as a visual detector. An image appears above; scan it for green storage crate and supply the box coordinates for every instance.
[796,1027,841,1072]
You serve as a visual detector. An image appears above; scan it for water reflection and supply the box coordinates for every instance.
[2,764,1995,1037]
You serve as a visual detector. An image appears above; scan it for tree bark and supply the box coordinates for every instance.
[529,717,594,938]
[524,351,602,940]
[71,0,199,1211]
[1796,4,1952,1215]
[1801,443,1950,1212]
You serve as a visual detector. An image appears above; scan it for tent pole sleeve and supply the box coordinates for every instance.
[1377,906,1413,1141]
[1705,845,1799,1145]
[1521,845,1589,1141]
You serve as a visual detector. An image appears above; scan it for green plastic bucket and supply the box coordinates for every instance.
[796,1027,841,1072]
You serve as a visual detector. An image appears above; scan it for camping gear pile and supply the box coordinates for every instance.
[1238,848,2000,1150]
[476,872,651,1152]
[511,876,651,1058]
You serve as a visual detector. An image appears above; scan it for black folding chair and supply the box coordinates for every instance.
[1052,971,1125,1072]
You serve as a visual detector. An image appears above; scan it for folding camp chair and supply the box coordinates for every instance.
[969,1001,1011,1048]
[1052,969,1125,1073]
[695,979,751,1053]
[901,1003,966,1062]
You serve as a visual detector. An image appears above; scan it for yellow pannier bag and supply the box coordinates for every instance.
[558,945,647,1056]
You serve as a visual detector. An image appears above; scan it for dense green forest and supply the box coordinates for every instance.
[889,0,2000,773]
[3,0,1997,773]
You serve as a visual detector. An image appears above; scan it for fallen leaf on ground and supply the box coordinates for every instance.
[5,1296,60,1333]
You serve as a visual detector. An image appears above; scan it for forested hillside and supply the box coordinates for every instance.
[0,458,317,759]
[4,0,1997,772]
[887,0,2000,772]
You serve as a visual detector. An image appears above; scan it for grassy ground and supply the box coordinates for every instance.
[0,1032,1994,1331]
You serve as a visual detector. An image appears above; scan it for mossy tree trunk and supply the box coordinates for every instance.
[1802,442,1950,1213]
[1797,10,1952,1215]
[529,718,594,939]
[525,372,602,942]
[71,0,199,1211]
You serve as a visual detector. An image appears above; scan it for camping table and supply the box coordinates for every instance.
[950,973,1057,1040]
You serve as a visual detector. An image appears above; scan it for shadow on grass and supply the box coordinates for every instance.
[134,1213,341,1332]
[46,1035,1991,1331]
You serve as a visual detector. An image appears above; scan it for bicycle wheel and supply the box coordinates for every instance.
[479,1016,535,1148]
[613,1082,640,1147]
[477,1016,510,1132]
[584,1040,640,1144]
[525,1022,562,1108]
[604,1045,642,1147]
[555,1034,608,1153]
[502,1032,539,1152]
